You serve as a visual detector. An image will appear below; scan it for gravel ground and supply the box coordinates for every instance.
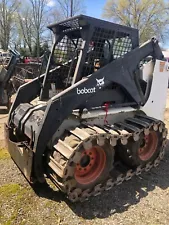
[1,94,169,225]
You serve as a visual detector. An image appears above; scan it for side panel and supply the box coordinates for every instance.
[8,75,44,122]
[141,60,169,121]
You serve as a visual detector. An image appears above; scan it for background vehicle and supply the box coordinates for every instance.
[0,49,20,110]
[0,51,11,64]
[5,15,169,202]
[10,53,48,92]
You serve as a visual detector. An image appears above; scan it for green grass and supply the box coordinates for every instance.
[0,148,10,160]
[0,183,21,197]
[0,184,26,225]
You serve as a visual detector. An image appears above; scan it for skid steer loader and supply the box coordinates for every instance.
[5,15,169,202]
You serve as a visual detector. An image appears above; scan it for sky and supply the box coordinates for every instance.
[47,0,106,18]
[85,0,106,18]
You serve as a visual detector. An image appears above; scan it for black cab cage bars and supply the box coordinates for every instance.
[40,15,139,100]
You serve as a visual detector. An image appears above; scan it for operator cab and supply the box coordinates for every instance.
[40,15,162,109]
[41,15,139,106]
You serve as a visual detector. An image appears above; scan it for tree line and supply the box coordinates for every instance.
[103,0,169,44]
[0,0,85,57]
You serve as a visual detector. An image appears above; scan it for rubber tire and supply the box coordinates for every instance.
[116,129,163,168]
[73,139,114,190]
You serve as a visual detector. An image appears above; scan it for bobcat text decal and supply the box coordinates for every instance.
[77,87,96,94]
[76,77,105,95]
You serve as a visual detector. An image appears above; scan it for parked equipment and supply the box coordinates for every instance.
[11,52,49,91]
[5,15,169,202]
[0,49,20,110]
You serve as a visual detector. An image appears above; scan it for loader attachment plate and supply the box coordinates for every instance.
[4,124,33,182]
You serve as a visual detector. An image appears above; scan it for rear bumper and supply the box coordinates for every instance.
[4,123,34,183]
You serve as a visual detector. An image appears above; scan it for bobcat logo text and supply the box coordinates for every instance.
[76,77,105,95]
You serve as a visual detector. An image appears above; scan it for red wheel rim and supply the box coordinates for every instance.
[74,146,106,185]
[138,131,158,161]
